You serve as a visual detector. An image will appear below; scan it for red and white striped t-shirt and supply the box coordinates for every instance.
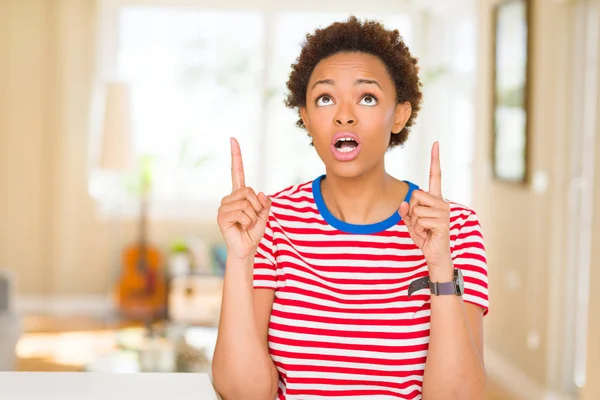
[253,175,489,400]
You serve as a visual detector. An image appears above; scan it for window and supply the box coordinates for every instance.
[92,1,477,219]
[111,8,266,213]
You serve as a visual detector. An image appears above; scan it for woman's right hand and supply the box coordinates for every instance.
[217,137,271,261]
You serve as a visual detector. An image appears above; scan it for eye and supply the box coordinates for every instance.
[359,94,378,106]
[316,95,335,107]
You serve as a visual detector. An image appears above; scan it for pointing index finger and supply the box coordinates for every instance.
[230,137,245,192]
[429,141,442,197]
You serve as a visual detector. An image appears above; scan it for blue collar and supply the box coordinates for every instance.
[311,174,419,234]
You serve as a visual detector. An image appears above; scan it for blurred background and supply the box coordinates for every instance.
[0,0,599,399]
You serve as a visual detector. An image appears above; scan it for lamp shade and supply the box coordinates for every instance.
[99,82,134,171]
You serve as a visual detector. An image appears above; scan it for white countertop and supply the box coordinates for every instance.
[0,372,218,400]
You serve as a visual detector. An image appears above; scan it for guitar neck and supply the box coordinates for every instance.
[137,195,149,274]
[139,197,148,249]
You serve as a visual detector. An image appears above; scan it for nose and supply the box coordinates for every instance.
[334,102,357,126]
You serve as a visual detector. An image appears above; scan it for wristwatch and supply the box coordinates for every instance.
[408,269,464,296]
[430,268,464,296]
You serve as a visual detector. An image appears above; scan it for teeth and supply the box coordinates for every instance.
[334,136,358,153]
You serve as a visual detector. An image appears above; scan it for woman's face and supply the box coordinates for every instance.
[301,51,411,179]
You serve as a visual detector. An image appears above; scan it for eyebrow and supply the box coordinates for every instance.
[310,78,382,91]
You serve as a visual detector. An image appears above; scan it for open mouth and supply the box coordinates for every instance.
[334,137,359,153]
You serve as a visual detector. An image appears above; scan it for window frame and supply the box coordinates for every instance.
[92,0,427,220]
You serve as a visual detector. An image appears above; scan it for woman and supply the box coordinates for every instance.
[212,16,489,400]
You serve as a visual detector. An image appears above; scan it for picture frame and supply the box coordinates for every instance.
[492,0,531,183]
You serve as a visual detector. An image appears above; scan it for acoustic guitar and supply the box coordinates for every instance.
[115,177,167,321]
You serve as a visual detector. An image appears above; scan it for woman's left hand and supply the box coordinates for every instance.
[399,142,453,279]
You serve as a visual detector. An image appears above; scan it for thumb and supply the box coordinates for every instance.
[258,192,271,222]
[399,201,411,226]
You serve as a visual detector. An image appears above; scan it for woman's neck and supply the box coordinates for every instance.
[320,166,407,225]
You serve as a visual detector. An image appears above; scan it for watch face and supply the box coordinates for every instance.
[455,268,464,295]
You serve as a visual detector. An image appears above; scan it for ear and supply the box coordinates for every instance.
[392,102,412,134]
[300,106,309,129]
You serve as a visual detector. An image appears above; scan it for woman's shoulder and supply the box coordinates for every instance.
[444,200,484,235]
[445,200,479,216]
[266,177,318,204]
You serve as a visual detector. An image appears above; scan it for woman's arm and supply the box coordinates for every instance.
[421,265,486,400]
[213,137,278,399]
[399,142,488,399]
[255,287,281,397]
[212,257,279,400]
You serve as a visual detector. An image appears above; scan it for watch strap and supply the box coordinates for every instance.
[408,269,463,296]
[407,276,429,297]
[430,281,458,295]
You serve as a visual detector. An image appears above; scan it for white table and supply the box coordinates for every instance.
[0,372,218,400]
